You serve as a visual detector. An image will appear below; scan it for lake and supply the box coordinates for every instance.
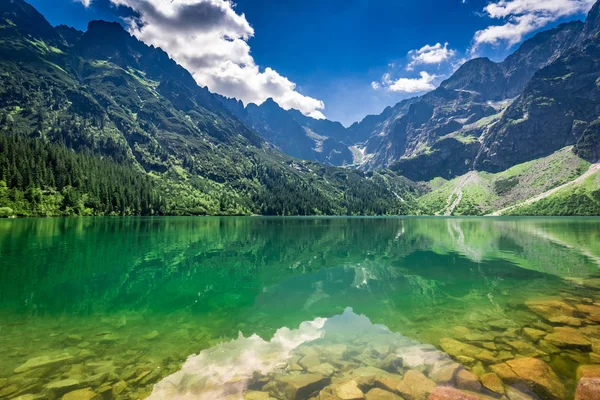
[1,217,600,400]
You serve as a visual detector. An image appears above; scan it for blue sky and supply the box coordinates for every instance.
[29,0,595,125]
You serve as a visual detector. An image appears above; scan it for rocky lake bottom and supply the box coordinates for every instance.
[1,217,600,400]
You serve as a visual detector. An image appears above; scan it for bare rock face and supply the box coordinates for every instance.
[505,358,567,400]
[264,373,330,400]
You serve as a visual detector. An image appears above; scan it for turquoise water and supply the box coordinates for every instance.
[1,217,600,399]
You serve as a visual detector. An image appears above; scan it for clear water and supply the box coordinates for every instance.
[1,217,600,399]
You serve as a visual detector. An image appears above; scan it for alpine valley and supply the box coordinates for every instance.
[1,0,600,217]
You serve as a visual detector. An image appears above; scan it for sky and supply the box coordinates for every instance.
[28,0,596,126]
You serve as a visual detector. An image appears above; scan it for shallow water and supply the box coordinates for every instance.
[1,217,600,399]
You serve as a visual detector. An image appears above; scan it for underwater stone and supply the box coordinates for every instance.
[143,331,160,341]
[545,327,592,350]
[505,357,567,400]
[525,300,576,320]
[14,354,74,373]
[364,388,403,400]
[575,377,600,400]
[374,374,403,393]
[45,378,80,396]
[456,369,482,392]
[548,316,582,326]
[480,373,504,395]
[264,373,330,400]
[61,388,100,400]
[429,362,460,384]
[244,391,272,400]
[522,328,547,342]
[308,363,337,377]
[335,380,365,399]
[428,387,496,400]
[395,370,435,400]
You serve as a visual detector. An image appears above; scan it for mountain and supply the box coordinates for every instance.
[353,19,588,180]
[218,96,354,165]
[475,3,600,171]
[0,0,422,217]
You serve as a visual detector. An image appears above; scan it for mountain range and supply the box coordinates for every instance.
[0,0,599,217]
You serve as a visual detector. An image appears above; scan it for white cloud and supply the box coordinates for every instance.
[373,71,437,93]
[406,42,456,71]
[474,0,595,47]
[95,0,325,119]
[74,0,92,7]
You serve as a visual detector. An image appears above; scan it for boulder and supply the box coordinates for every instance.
[430,363,460,384]
[308,363,337,377]
[14,354,74,373]
[374,375,403,393]
[395,370,436,400]
[544,327,592,350]
[335,380,365,400]
[575,377,600,400]
[45,379,80,397]
[522,328,546,342]
[577,365,600,381]
[525,300,575,320]
[427,387,496,400]
[364,388,402,400]
[264,374,330,400]
[456,370,482,392]
[61,388,100,400]
[548,316,582,326]
[505,358,567,400]
[480,373,504,395]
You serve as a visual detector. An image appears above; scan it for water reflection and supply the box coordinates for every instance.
[149,308,455,400]
[0,217,600,398]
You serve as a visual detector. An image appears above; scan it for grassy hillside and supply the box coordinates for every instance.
[0,7,424,217]
[419,147,591,215]
[506,167,600,216]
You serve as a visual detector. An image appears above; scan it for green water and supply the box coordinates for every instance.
[1,217,600,399]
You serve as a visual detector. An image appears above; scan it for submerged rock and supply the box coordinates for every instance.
[544,327,592,350]
[335,380,365,400]
[264,373,330,400]
[456,369,482,392]
[14,354,74,373]
[395,370,435,400]
[526,300,576,320]
[522,328,546,342]
[480,373,504,395]
[61,388,100,400]
[505,358,567,400]
[575,378,600,400]
[427,387,496,400]
[364,388,402,400]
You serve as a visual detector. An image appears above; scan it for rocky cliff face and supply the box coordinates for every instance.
[218,96,354,165]
[476,2,600,171]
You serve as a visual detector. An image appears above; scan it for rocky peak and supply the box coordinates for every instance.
[0,0,61,44]
[582,0,600,40]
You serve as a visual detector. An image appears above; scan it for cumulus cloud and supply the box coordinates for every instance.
[75,0,93,7]
[373,71,437,93]
[90,0,325,119]
[406,42,456,71]
[473,0,595,47]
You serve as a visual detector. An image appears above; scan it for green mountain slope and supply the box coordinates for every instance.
[419,147,592,215]
[0,0,422,217]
